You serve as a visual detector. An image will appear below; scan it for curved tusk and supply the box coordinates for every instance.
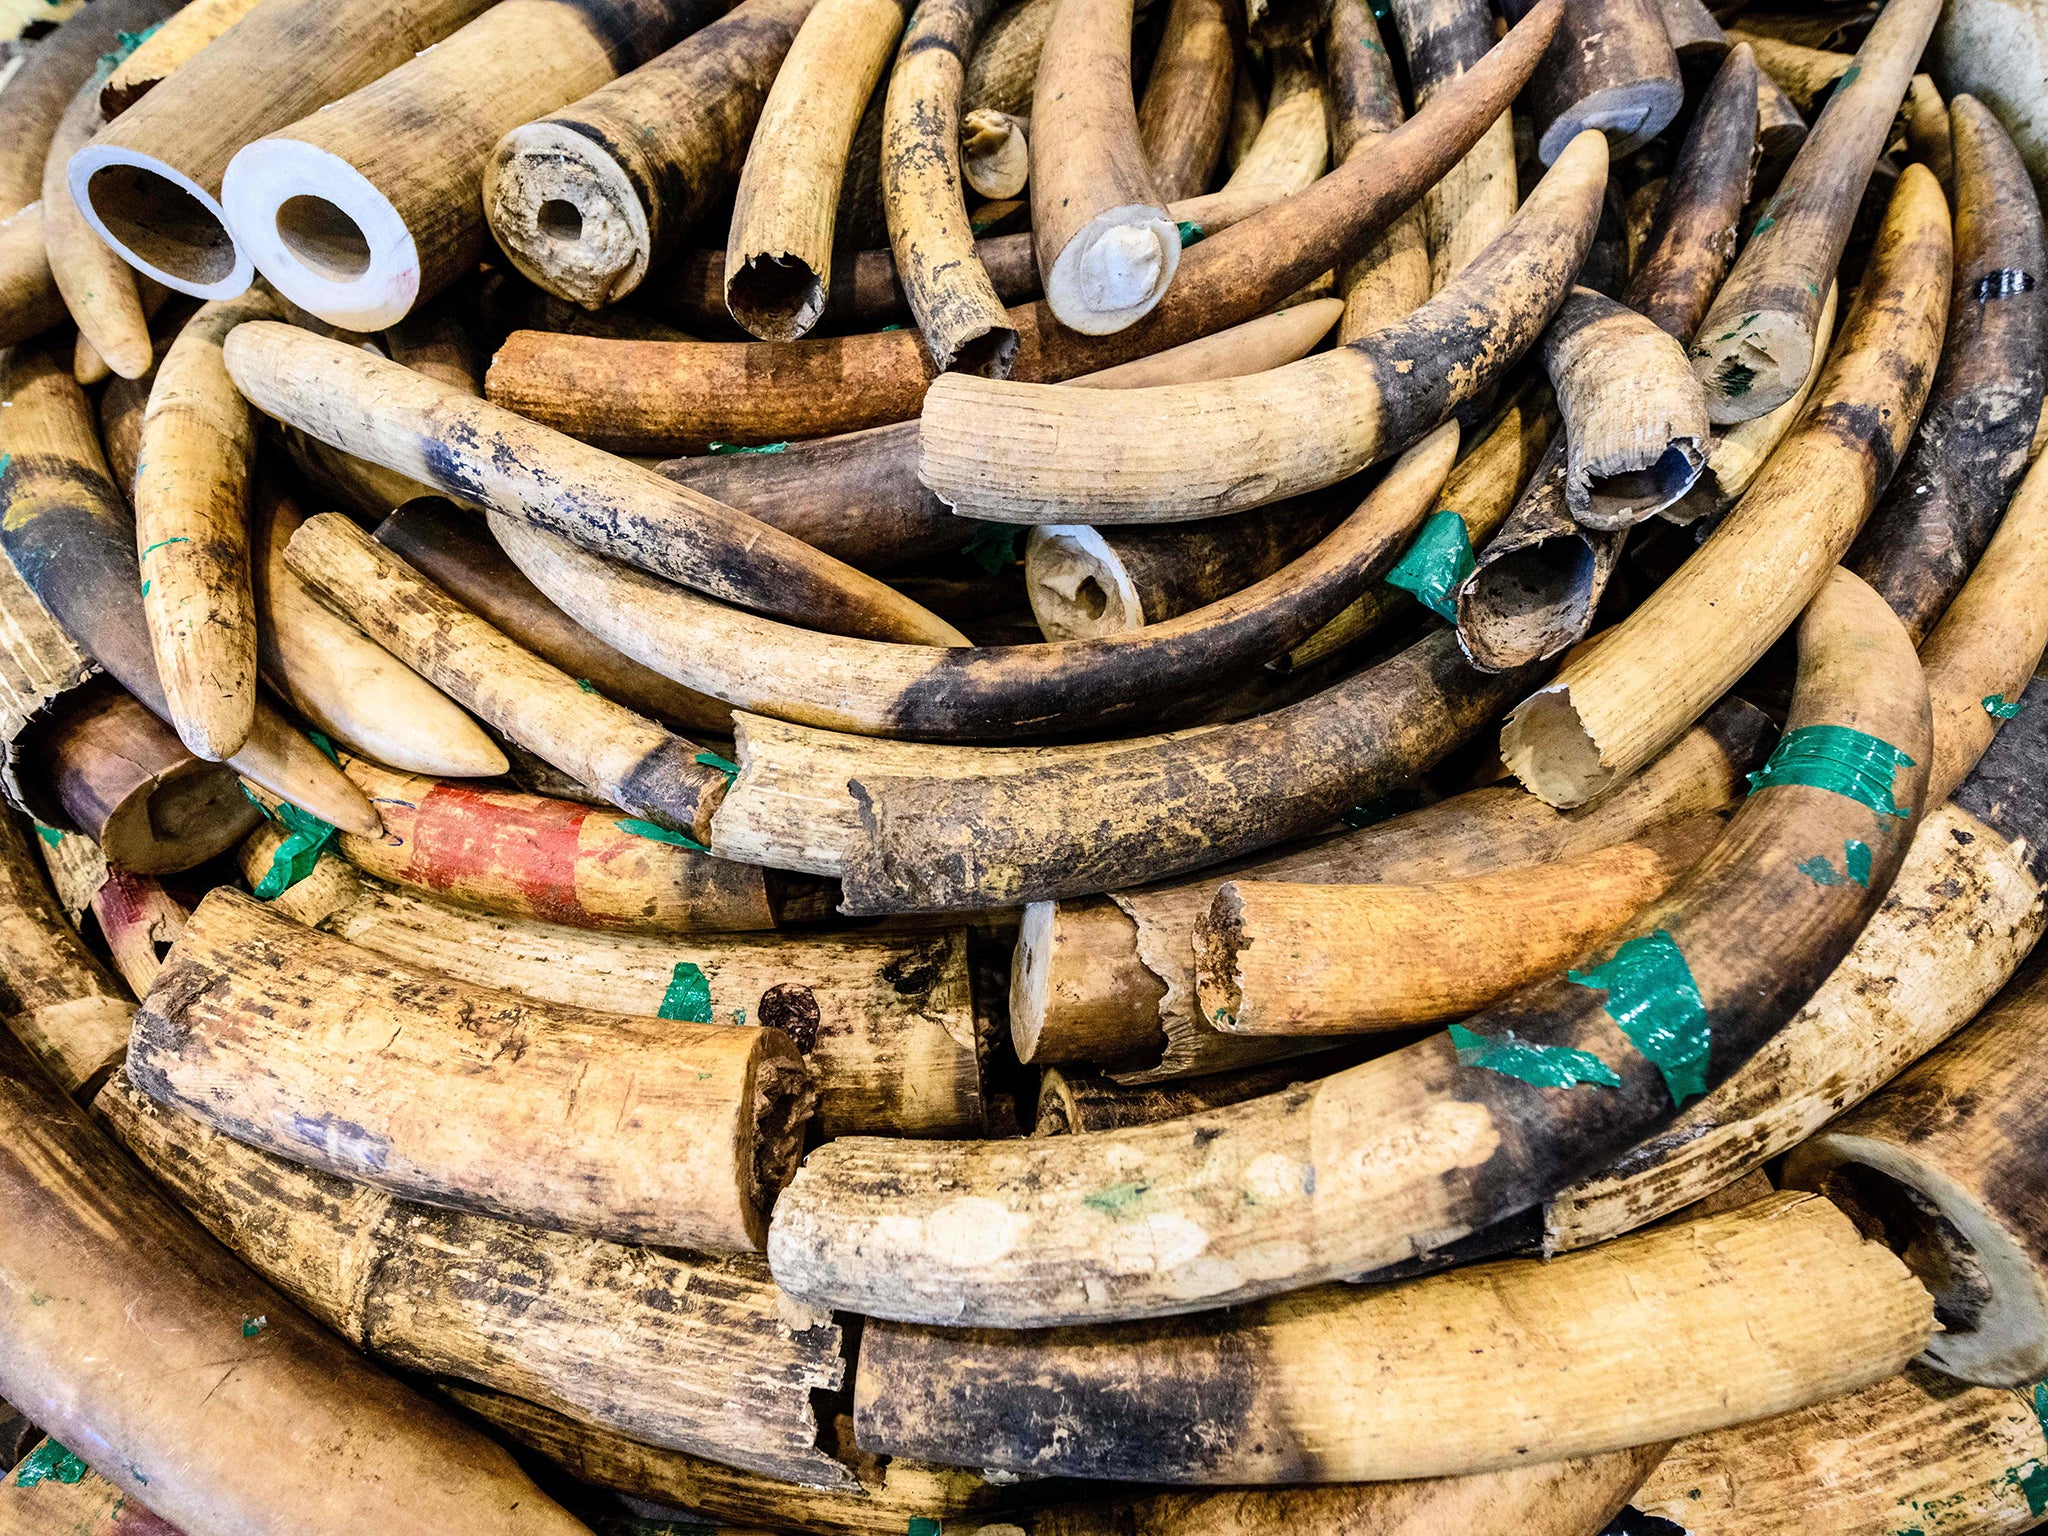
[1327,0,1432,341]
[764,567,1931,1326]
[916,128,1605,526]
[0,806,133,1096]
[1524,0,1683,165]
[1137,0,1237,204]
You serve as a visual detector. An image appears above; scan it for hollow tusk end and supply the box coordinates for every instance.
[1501,683,1613,809]
[485,121,652,312]
[67,144,256,302]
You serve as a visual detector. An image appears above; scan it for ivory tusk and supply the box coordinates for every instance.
[239,822,987,1139]
[0,340,381,836]
[87,864,186,999]
[882,0,1017,375]
[65,0,497,302]
[1848,95,2046,648]
[23,682,261,874]
[0,1029,593,1535]
[308,754,787,934]
[480,0,1556,450]
[490,424,1459,745]
[917,128,1604,527]
[0,203,67,348]
[134,286,279,761]
[97,0,266,119]
[1524,0,1682,165]
[281,512,730,846]
[848,1194,1933,1480]
[1540,286,1710,527]
[1504,166,1950,809]
[0,0,163,217]
[250,481,509,780]
[221,0,709,332]
[1032,697,1770,1083]
[40,9,180,382]
[221,321,967,647]
[724,0,907,341]
[376,497,733,738]
[1785,955,2048,1385]
[1902,73,1955,191]
[484,0,815,311]
[1724,28,1852,114]
[1634,1365,2048,1534]
[1195,814,1725,1036]
[0,805,134,1096]
[1030,0,1180,334]
[1326,0,1431,342]
[129,887,815,1252]
[961,108,1030,200]
[964,0,1052,120]
[1135,0,1237,204]
[1692,0,1943,422]
[766,568,1931,1325]
[98,1071,860,1491]
[1034,1057,1371,1134]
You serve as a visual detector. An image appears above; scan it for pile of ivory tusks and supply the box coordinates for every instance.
[2,0,2048,1527]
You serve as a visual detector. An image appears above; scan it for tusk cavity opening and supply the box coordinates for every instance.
[69,149,252,299]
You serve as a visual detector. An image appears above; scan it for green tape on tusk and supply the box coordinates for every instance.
[618,817,711,853]
[305,729,341,767]
[1176,221,1204,247]
[251,800,338,901]
[706,441,789,456]
[658,961,714,1023]
[1746,724,1916,818]
[1986,693,2024,719]
[575,678,596,693]
[1383,510,1474,621]
[1569,929,1712,1106]
[1447,1023,1621,1090]
[695,750,740,783]
[1798,838,1874,888]
[962,520,1023,574]
[93,21,162,80]
[139,535,189,559]
[242,1314,267,1337]
[30,819,61,848]
[15,1439,88,1487]
[908,1521,944,1536]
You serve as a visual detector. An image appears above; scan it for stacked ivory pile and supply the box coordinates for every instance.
[3,0,2048,1528]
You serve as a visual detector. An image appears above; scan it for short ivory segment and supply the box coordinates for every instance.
[128,888,812,1253]
[134,286,279,761]
[850,1193,1935,1483]
[1029,0,1181,334]
[0,806,133,1096]
[725,0,908,340]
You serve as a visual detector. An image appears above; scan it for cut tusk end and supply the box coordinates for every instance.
[1501,683,1613,808]
[68,145,254,301]
[485,121,652,311]
[1045,208,1182,335]
[1024,524,1144,639]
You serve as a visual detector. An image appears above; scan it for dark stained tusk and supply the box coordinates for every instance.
[1324,0,1431,341]
[763,567,1932,1326]
[1522,0,1683,166]
[1136,0,1237,204]
[129,887,814,1253]
[1848,93,2047,647]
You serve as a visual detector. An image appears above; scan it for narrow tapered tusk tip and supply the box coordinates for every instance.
[175,709,256,764]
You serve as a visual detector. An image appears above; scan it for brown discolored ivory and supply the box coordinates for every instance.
[99,0,267,118]
[1014,699,1767,1085]
[480,0,1560,450]
[134,285,278,762]
[1633,1365,2048,1535]
[1848,94,2047,647]
[1386,0,1520,293]
[964,0,1051,116]
[0,803,134,1097]
[1452,438,1624,671]
[323,754,785,933]
[709,616,1530,913]
[1195,815,1725,1037]
[1726,28,1852,114]
[130,888,812,1252]
[0,202,66,348]
[850,1194,1933,1480]
[1325,0,1430,342]
[918,128,1605,526]
[251,480,509,780]
[281,512,730,845]
[1903,72,1954,191]
[65,0,498,301]
[1136,0,1237,203]
[765,568,1931,1324]
[1025,460,1352,640]
[22,681,260,875]
[491,420,1456,741]
[484,0,816,311]
[240,824,985,1139]
[1540,285,1709,526]
[222,322,965,647]
[1504,165,1951,808]
[1524,0,1683,165]
[376,497,733,736]
[1030,0,1180,334]
[0,341,381,836]
[1545,487,2048,1253]
[1784,952,2048,1386]
[882,0,1015,374]
[1034,1057,1373,1134]
[1692,0,1943,422]
[221,0,714,331]
[40,7,181,381]
[0,1026,595,1536]
[1621,42,1758,346]
[653,298,1342,574]
[723,0,906,340]
[89,864,187,1000]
